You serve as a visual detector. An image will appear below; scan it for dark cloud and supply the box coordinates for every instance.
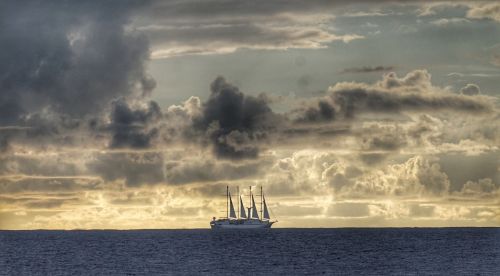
[107,99,161,149]
[341,66,395,74]
[0,136,7,152]
[165,159,266,185]
[0,114,88,153]
[293,100,336,123]
[193,76,281,159]
[86,152,164,187]
[291,70,492,123]
[0,0,152,124]
[316,70,491,120]
[0,128,27,152]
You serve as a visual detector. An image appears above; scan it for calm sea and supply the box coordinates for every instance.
[1,228,499,275]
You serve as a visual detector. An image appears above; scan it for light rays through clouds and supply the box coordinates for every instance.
[0,0,499,229]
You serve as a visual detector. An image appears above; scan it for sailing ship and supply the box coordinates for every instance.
[210,186,276,229]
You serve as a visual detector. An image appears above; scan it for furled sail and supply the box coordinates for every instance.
[229,192,237,218]
[251,194,259,219]
[263,195,270,220]
[240,196,247,218]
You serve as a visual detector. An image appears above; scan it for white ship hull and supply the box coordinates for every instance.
[210,219,274,229]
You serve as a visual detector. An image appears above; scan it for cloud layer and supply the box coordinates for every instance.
[135,0,365,58]
[0,1,153,123]
[1,0,499,229]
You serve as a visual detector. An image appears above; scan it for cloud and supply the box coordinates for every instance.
[0,1,153,124]
[430,18,471,27]
[86,152,165,187]
[340,66,395,74]
[0,195,81,210]
[0,154,83,177]
[1,1,500,229]
[273,150,493,201]
[360,124,407,151]
[417,2,469,17]
[455,178,500,199]
[460,83,481,96]
[181,71,497,160]
[142,0,331,21]
[329,70,492,119]
[0,175,101,194]
[265,149,499,202]
[165,158,268,185]
[319,150,500,201]
[106,99,162,149]
[292,70,492,123]
[146,24,363,59]
[377,69,432,90]
[262,151,341,196]
[438,151,500,193]
[134,0,365,58]
[466,3,500,22]
[447,72,500,78]
[339,155,451,198]
[341,11,394,18]
[0,0,155,153]
[418,2,500,24]
[322,161,362,191]
[193,76,282,159]
[293,100,336,123]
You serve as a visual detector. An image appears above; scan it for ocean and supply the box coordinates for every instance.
[1,228,499,275]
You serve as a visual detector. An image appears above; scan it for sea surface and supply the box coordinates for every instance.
[1,228,499,275]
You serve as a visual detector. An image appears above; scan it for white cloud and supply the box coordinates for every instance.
[430,17,471,27]
[148,24,363,59]
[467,3,500,22]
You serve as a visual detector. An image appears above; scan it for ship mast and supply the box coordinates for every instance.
[237,186,240,219]
[226,185,229,219]
[248,186,252,220]
[260,186,263,222]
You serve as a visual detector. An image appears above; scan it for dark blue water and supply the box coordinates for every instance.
[1,228,499,275]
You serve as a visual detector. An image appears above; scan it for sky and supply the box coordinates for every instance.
[0,0,499,229]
